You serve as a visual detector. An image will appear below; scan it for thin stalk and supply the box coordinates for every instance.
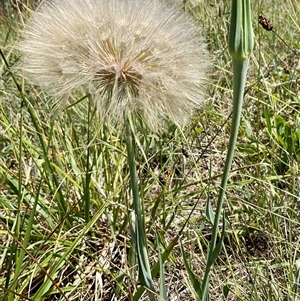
[5,91,24,301]
[201,58,249,298]
[212,58,249,248]
[83,97,92,223]
[125,120,155,299]
[201,1,253,298]
[0,49,69,226]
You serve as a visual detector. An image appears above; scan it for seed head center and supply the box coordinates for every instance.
[96,60,142,88]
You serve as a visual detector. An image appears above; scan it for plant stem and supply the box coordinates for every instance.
[201,1,253,298]
[125,121,155,299]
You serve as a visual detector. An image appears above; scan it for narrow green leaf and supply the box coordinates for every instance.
[136,223,155,293]
[207,213,226,269]
[205,198,215,226]
[157,235,167,301]
[125,121,155,299]
[132,235,178,301]
[223,282,232,299]
[180,241,202,301]
[263,105,272,135]
[32,203,107,300]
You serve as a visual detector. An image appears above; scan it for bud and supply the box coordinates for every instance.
[228,0,254,61]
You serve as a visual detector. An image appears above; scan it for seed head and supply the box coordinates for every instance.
[17,0,210,130]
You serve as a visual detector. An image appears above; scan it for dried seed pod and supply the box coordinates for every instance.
[258,14,273,31]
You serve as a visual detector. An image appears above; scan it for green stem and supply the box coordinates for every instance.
[212,58,249,245]
[201,0,253,297]
[201,58,249,298]
[83,97,92,223]
[125,121,155,298]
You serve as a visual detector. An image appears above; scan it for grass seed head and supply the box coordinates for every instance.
[16,0,210,131]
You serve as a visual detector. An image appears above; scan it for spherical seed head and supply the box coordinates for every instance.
[17,0,210,131]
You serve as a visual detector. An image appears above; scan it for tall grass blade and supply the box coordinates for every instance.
[32,203,107,300]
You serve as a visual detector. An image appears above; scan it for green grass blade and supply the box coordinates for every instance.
[158,235,167,301]
[32,202,107,300]
[180,240,202,301]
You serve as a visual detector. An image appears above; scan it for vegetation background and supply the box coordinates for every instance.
[0,0,300,300]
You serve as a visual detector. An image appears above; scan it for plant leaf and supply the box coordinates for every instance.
[180,240,202,301]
